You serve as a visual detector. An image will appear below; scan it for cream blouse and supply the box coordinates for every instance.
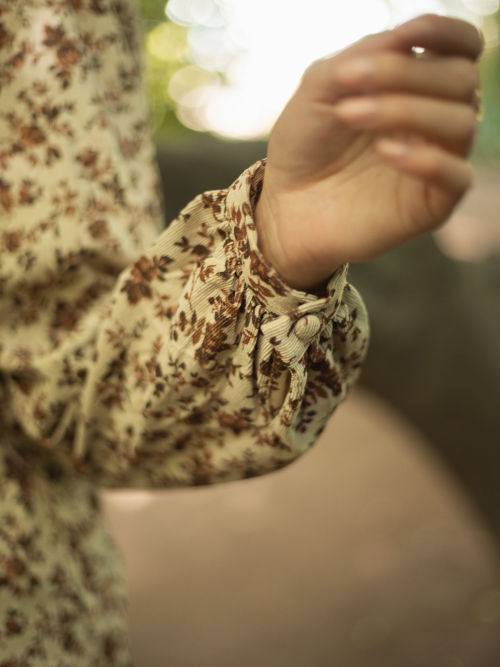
[0,0,369,663]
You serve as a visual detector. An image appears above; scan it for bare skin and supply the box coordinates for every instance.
[255,14,484,293]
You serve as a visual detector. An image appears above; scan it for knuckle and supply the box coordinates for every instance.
[394,98,415,122]
[411,13,441,33]
[380,53,407,78]
[360,31,388,45]
[425,150,445,176]
[301,58,329,90]
[302,59,322,82]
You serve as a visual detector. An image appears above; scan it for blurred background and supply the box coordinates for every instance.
[102,1,500,665]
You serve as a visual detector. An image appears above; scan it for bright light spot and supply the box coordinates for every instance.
[146,22,188,62]
[176,86,216,132]
[463,0,500,15]
[168,65,218,102]
[203,85,275,139]
[163,0,495,139]
[166,0,226,27]
[383,0,447,25]
[188,26,241,71]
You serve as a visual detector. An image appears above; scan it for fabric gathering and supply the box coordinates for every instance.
[0,0,369,663]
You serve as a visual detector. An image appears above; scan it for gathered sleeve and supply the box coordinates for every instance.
[0,0,369,488]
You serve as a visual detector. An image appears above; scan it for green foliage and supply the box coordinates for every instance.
[472,12,500,165]
[139,0,200,141]
[138,0,168,28]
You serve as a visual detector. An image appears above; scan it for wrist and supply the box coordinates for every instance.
[254,188,338,295]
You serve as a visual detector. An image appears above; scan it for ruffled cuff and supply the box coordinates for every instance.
[224,159,349,320]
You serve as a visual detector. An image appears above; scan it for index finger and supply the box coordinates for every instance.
[393,14,485,61]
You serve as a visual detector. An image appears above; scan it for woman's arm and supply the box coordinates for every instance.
[256,15,483,291]
[0,0,367,487]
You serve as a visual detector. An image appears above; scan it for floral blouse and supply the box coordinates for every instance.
[0,0,369,664]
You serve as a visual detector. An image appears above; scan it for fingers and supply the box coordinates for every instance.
[334,95,477,155]
[351,14,484,61]
[392,14,485,61]
[335,53,478,105]
[375,138,473,200]
[302,14,483,106]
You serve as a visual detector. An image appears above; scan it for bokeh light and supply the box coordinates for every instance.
[146,21,188,61]
[463,0,500,15]
[144,0,498,140]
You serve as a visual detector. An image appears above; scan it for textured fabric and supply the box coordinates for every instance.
[0,0,369,664]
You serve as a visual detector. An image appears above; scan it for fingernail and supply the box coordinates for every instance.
[335,98,379,119]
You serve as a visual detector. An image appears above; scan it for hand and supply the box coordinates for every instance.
[255,14,484,292]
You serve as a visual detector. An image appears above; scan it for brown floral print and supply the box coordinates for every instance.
[0,0,369,664]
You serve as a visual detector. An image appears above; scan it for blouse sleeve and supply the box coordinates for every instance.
[0,0,369,488]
